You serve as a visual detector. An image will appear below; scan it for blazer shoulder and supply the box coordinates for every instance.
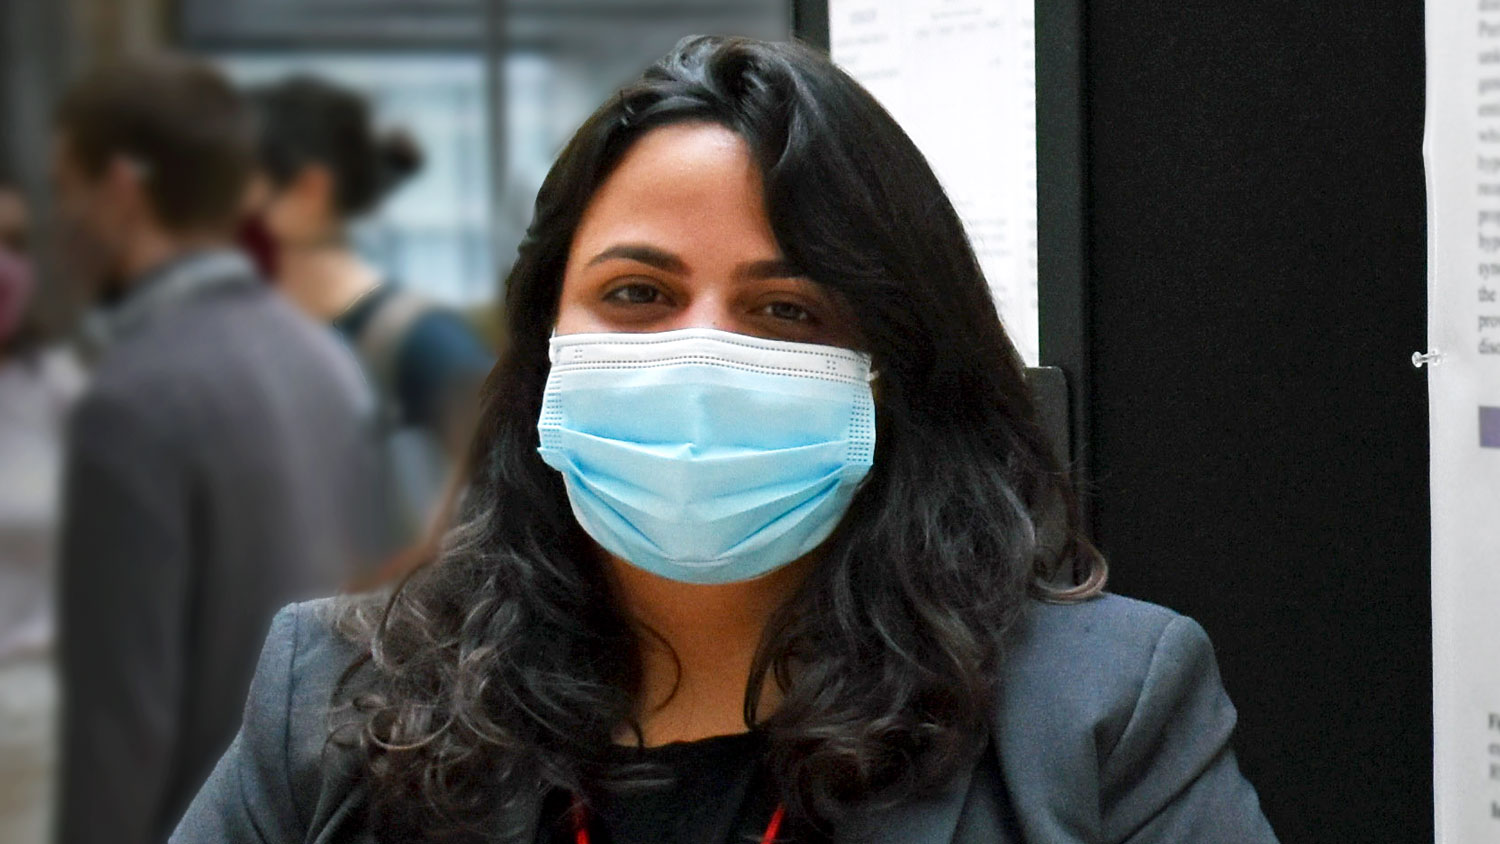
[1018,591,1183,643]
[999,592,1194,691]
[281,597,369,690]
[276,598,372,785]
[997,592,1218,739]
[991,594,1275,843]
[173,597,373,841]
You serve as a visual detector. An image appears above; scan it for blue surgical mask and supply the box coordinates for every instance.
[537,327,876,584]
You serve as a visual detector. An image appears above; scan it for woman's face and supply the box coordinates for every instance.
[556,123,861,349]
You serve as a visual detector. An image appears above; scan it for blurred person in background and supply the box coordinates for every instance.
[50,55,382,844]
[247,76,494,556]
[0,176,85,844]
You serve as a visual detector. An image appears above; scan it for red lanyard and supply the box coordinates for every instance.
[570,801,785,844]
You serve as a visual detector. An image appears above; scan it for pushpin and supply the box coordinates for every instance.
[1411,349,1445,368]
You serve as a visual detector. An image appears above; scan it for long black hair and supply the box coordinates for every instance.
[342,35,1105,841]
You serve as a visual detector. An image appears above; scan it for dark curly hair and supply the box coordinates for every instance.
[338,35,1105,842]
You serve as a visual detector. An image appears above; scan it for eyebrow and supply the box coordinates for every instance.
[740,258,803,281]
[586,244,687,273]
[585,243,805,281]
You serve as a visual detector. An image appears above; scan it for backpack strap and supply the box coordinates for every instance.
[355,287,436,401]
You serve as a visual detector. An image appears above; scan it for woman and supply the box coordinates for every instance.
[175,37,1276,843]
[249,77,493,546]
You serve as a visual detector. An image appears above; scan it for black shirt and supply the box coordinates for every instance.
[536,732,804,844]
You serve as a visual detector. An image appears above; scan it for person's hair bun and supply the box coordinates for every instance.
[377,129,424,192]
[252,75,419,218]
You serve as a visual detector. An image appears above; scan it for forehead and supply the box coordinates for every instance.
[569,122,778,259]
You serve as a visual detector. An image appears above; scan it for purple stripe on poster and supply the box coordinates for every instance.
[1483,407,1500,448]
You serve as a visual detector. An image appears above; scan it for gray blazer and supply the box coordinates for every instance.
[171,594,1278,843]
[57,251,383,844]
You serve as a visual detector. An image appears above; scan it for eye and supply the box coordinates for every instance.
[760,300,815,323]
[603,281,668,306]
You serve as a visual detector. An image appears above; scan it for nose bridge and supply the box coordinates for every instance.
[671,285,736,333]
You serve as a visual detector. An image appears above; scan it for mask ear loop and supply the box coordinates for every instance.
[865,361,883,412]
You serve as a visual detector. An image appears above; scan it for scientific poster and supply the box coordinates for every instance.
[829,0,1039,365]
[1424,2,1500,840]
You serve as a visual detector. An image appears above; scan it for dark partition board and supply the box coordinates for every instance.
[791,0,827,50]
[1025,366,1069,469]
[1084,3,1429,842]
[1033,0,1090,502]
